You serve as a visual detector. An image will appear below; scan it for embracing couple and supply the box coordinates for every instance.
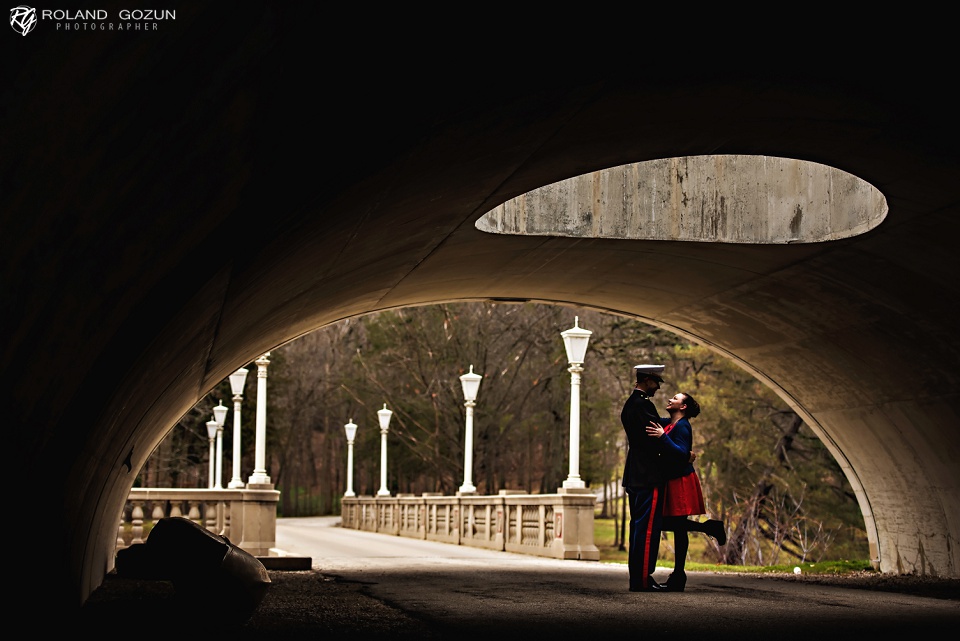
[620,364,727,593]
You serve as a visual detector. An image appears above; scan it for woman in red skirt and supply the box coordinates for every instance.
[646,392,726,592]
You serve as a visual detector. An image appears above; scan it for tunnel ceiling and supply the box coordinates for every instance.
[4,7,959,621]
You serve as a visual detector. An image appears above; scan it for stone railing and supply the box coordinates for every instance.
[117,487,281,556]
[341,489,600,560]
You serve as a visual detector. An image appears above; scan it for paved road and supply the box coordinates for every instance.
[275,516,960,639]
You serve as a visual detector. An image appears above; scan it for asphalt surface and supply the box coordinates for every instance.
[79,516,960,640]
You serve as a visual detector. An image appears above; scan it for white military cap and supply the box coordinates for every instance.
[633,364,665,380]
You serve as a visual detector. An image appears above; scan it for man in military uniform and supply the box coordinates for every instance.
[620,364,667,592]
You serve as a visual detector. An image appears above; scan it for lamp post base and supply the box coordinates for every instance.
[248,473,271,486]
[557,486,593,495]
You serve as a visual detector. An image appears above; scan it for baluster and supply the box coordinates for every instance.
[187,501,201,525]
[540,505,548,548]
[204,502,217,533]
[216,501,225,536]
[150,501,165,534]
[223,502,231,540]
[147,500,165,541]
[130,501,145,544]
[169,501,183,518]
[117,506,126,550]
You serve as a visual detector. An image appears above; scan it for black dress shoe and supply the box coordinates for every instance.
[630,578,667,592]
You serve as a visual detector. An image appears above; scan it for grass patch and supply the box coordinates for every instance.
[593,516,874,575]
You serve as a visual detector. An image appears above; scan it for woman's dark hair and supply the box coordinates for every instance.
[680,392,701,418]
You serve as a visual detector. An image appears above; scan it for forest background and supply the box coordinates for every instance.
[137,302,868,568]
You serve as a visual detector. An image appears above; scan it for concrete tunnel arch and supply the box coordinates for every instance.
[8,59,959,619]
[81,146,957,603]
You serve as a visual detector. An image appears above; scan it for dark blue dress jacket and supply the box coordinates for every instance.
[657,416,694,480]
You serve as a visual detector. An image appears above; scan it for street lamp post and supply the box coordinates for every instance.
[344,418,358,497]
[376,404,392,497]
[213,400,228,489]
[205,419,219,489]
[248,352,272,487]
[561,316,592,490]
[227,367,249,488]
[458,365,482,495]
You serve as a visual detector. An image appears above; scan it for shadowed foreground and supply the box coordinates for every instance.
[81,571,437,639]
[79,569,960,640]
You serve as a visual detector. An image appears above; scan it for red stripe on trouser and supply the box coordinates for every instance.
[640,486,659,588]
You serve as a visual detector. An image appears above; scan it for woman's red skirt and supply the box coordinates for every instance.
[663,472,706,517]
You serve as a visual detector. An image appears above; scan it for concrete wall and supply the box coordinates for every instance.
[478,156,887,244]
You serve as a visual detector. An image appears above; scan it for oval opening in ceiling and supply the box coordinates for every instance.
[476,155,887,244]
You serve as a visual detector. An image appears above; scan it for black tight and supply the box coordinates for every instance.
[662,516,711,573]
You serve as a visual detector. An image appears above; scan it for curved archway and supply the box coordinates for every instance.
[6,49,958,618]
[167,300,871,565]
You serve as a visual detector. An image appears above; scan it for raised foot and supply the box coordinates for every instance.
[706,519,727,546]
